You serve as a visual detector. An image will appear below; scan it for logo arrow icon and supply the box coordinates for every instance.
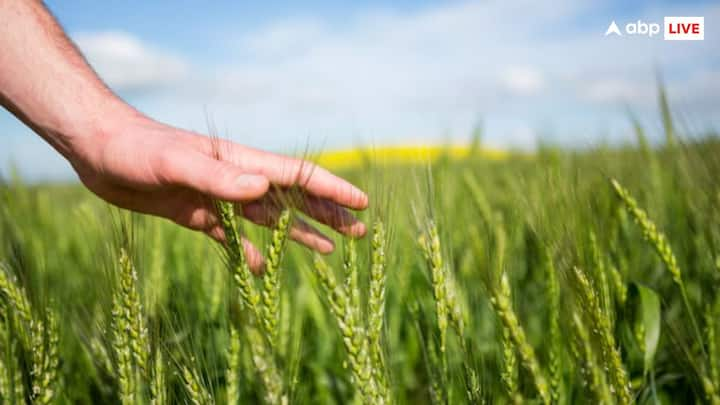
[605,21,622,36]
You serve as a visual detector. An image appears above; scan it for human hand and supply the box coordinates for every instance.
[0,1,367,273]
[68,112,368,272]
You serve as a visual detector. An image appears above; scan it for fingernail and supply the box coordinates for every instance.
[351,186,369,208]
[318,239,335,254]
[236,174,267,189]
[351,221,367,237]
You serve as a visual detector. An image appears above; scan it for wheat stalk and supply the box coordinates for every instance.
[570,311,613,403]
[226,325,242,405]
[89,330,114,378]
[150,349,167,405]
[313,255,378,403]
[181,364,214,405]
[419,221,448,356]
[343,236,360,315]
[608,264,627,307]
[543,249,562,404]
[491,272,550,404]
[368,220,391,403]
[216,201,262,321]
[0,315,25,405]
[500,322,521,403]
[0,265,32,349]
[111,294,136,404]
[444,270,465,346]
[216,200,287,404]
[573,266,631,404]
[0,265,60,404]
[589,231,612,318]
[261,209,291,348]
[109,247,152,404]
[118,249,150,378]
[611,178,704,352]
[245,324,286,404]
[30,312,60,405]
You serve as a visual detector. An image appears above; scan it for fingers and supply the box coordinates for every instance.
[155,148,270,202]
[242,194,365,237]
[241,192,365,248]
[90,182,215,231]
[205,226,266,274]
[242,237,265,274]
[289,219,335,254]
[249,150,368,210]
[241,200,336,254]
[299,195,367,237]
[197,139,368,210]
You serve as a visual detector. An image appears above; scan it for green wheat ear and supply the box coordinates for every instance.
[246,324,285,404]
[572,266,631,405]
[312,255,378,404]
[181,363,214,405]
[611,178,705,353]
[118,249,150,378]
[150,348,167,405]
[499,318,520,403]
[368,220,391,403]
[543,249,562,404]
[31,311,60,405]
[225,325,242,405]
[111,249,146,405]
[490,272,550,405]
[261,208,291,348]
[0,314,26,405]
[570,311,612,403]
[343,235,360,320]
[419,221,448,355]
[214,197,287,404]
[589,230,612,317]
[111,293,135,405]
[0,265,33,349]
[0,264,60,405]
[216,200,262,321]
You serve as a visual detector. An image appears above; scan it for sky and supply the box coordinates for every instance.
[1,0,719,180]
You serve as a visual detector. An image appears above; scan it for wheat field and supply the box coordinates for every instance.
[1,99,720,404]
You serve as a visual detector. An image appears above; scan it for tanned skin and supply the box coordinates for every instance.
[0,0,368,272]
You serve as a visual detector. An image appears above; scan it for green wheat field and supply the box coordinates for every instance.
[1,95,720,404]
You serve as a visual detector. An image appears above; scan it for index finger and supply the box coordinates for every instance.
[202,138,369,210]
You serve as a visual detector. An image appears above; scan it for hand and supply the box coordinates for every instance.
[69,112,369,272]
[0,1,368,273]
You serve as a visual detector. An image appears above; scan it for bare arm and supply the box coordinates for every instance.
[0,0,368,271]
[0,0,130,159]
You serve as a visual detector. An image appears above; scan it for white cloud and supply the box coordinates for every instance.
[502,67,545,95]
[187,0,719,149]
[583,78,654,103]
[73,31,188,92]
[47,2,720,152]
[240,19,326,59]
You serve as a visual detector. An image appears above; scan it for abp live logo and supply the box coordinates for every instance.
[605,17,704,40]
[664,17,704,40]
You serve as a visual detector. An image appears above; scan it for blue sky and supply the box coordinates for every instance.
[2,0,719,180]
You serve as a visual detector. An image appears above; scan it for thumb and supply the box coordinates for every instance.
[158,149,270,201]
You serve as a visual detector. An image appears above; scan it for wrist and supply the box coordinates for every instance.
[59,97,142,168]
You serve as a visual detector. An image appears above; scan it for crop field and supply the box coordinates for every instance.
[1,103,720,404]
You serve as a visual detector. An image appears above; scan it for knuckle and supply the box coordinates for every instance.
[211,161,239,190]
[292,159,316,184]
[152,149,179,184]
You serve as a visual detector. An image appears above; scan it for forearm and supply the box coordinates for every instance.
[0,0,135,161]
